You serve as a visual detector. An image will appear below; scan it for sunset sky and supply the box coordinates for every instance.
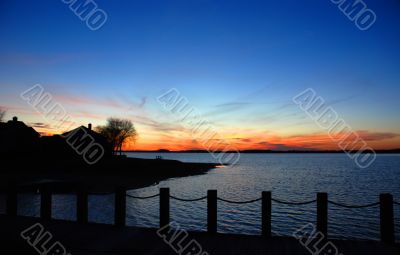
[1,0,400,151]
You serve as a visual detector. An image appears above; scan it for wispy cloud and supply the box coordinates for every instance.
[132,115,185,133]
[357,130,400,141]
[28,122,52,129]
[54,95,124,109]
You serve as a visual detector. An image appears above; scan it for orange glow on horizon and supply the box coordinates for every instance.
[30,122,400,151]
[120,130,400,151]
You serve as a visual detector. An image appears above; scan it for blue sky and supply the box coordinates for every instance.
[1,0,399,150]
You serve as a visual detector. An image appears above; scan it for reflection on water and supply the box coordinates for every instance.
[2,153,400,240]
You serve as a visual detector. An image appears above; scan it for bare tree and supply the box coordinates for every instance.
[0,109,5,122]
[96,118,137,155]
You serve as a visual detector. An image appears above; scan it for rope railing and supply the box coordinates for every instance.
[3,186,398,244]
[217,197,262,204]
[126,193,160,199]
[328,200,380,209]
[271,198,316,205]
[123,193,388,209]
[170,195,207,202]
[5,185,396,209]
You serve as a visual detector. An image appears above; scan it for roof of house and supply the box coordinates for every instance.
[61,125,110,145]
[0,117,40,139]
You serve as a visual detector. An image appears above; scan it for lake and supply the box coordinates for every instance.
[10,153,400,240]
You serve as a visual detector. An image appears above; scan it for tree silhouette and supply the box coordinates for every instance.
[96,118,137,155]
[0,109,5,122]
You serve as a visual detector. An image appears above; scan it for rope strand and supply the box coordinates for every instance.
[271,198,316,205]
[170,195,207,202]
[217,197,262,204]
[328,200,380,209]
[126,193,160,199]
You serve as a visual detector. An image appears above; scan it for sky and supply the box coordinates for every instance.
[0,0,400,151]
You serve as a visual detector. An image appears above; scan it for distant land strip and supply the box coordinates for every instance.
[124,149,400,154]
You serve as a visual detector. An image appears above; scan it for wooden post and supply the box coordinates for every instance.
[114,187,126,227]
[6,182,17,217]
[160,188,170,228]
[207,190,217,233]
[77,186,88,224]
[317,192,328,239]
[262,191,272,237]
[380,193,394,244]
[40,185,52,220]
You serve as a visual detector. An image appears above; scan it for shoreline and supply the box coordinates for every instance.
[124,150,400,154]
[0,156,219,193]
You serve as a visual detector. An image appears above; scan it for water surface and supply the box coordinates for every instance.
[10,153,400,240]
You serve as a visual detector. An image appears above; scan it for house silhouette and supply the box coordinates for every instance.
[0,117,112,159]
[42,124,113,159]
[0,117,40,155]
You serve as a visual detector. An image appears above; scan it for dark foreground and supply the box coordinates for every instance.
[1,216,399,255]
[0,156,219,192]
